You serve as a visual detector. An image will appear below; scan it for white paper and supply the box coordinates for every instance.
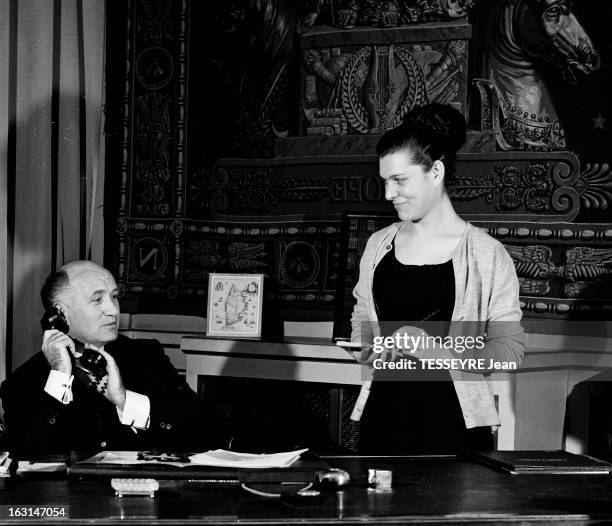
[17,461,66,473]
[189,449,308,469]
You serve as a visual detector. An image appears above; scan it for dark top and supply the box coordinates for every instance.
[359,241,493,454]
[0,335,229,456]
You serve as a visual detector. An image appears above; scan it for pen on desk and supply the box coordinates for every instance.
[349,308,442,422]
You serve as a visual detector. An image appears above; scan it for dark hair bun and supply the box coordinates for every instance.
[402,103,466,153]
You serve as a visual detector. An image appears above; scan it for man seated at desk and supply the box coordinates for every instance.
[1,260,227,456]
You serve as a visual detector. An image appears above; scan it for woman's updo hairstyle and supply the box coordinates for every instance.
[376,103,466,179]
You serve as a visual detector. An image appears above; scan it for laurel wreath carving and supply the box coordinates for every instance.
[390,47,427,127]
[340,47,372,133]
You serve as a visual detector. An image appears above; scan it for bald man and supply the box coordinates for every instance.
[1,261,227,456]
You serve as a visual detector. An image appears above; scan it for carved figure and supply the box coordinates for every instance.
[473,0,599,151]
[333,0,472,28]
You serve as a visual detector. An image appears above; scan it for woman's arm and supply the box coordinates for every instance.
[479,244,525,367]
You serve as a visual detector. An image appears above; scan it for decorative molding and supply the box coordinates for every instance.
[330,0,474,29]
[478,223,612,244]
[134,93,171,216]
[174,0,188,217]
[577,163,612,211]
[119,0,134,217]
[209,152,582,221]
[138,0,173,44]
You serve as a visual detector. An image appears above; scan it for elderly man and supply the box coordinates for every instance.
[1,260,226,456]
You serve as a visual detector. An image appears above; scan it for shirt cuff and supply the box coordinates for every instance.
[44,370,74,405]
[116,390,150,430]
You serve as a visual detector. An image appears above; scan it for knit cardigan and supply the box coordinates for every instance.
[350,222,525,428]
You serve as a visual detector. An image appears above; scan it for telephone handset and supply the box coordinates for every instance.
[40,307,107,381]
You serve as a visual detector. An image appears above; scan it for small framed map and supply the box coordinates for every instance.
[206,273,264,337]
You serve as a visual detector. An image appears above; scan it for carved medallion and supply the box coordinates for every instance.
[136,46,174,90]
[281,241,321,289]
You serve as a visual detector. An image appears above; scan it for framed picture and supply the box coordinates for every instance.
[206,273,264,338]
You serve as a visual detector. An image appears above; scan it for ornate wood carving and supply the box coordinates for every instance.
[300,22,470,135]
[105,1,610,321]
[208,152,583,221]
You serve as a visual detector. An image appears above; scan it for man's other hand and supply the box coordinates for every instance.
[93,349,126,411]
[42,329,76,375]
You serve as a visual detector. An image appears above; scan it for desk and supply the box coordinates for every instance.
[2,456,612,524]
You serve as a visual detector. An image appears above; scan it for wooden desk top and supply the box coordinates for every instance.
[1,456,612,524]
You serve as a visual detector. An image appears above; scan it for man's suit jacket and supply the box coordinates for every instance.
[0,335,228,456]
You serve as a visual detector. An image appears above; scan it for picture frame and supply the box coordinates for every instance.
[206,273,264,338]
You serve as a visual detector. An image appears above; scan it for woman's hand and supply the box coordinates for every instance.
[377,325,428,362]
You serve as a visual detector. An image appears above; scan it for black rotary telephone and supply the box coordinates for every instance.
[40,307,108,381]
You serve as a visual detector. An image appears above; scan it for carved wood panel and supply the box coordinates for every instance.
[104,0,612,322]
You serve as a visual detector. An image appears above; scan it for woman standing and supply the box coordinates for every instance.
[347,104,524,454]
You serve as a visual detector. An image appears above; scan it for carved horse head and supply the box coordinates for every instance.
[475,0,599,150]
[512,0,599,84]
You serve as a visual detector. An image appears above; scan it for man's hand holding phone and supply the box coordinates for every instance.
[42,329,79,376]
[90,348,126,411]
[42,330,126,411]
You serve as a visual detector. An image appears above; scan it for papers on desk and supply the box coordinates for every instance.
[82,448,308,469]
[16,461,66,474]
[83,451,188,467]
[189,449,308,469]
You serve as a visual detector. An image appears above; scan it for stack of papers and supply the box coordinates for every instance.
[81,449,308,469]
[189,449,308,469]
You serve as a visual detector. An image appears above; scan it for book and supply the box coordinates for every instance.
[473,450,612,475]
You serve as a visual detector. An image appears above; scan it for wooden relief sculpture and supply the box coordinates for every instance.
[473,0,599,151]
[303,39,467,134]
[332,0,474,28]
